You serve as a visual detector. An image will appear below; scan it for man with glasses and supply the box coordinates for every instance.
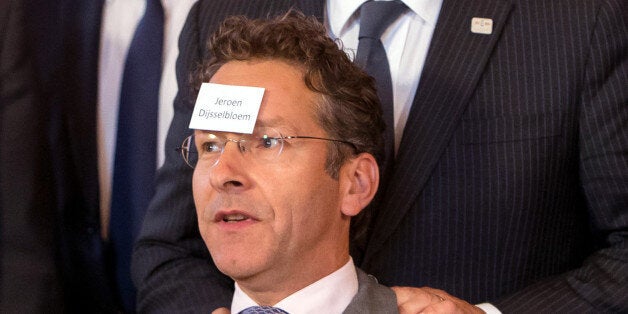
[134,0,628,312]
[174,12,409,313]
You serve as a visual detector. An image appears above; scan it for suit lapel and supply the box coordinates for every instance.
[344,269,397,313]
[363,0,514,263]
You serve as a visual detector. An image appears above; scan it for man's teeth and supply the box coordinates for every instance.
[223,214,247,222]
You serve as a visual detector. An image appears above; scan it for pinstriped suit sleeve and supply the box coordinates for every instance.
[494,1,628,311]
[360,0,627,312]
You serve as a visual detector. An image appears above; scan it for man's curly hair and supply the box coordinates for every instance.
[193,10,385,178]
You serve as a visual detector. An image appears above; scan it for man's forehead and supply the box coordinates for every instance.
[195,60,319,134]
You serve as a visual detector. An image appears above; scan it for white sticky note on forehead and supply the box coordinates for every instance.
[189,83,265,134]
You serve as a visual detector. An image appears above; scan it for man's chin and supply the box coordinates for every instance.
[211,255,260,281]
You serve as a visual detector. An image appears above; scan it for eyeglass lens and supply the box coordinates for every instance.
[180,129,285,169]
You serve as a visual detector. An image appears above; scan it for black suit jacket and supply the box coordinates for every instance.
[361,1,628,312]
[0,0,62,312]
[133,0,628,312]
[25,0,118,312]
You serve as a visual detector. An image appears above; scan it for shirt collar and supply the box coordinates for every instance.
[327,0,442,36]
[231,258,359,314]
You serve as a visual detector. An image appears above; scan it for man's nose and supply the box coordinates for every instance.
[208,141,249,192]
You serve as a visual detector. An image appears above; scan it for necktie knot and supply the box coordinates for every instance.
[239,306,289,314]
[359,1,408,39]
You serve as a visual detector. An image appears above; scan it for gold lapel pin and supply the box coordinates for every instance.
[471,17,493,35]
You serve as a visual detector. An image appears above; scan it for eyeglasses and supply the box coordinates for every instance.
[177,129,356,169]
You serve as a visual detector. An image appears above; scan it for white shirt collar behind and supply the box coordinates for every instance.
[325,0,443,154]
[326,0,441,39]
[98,0,197,237]
[231,258,359,314]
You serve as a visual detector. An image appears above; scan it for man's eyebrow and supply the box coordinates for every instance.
[255,117,287,128]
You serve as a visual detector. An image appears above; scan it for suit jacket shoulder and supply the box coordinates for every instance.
[344,269,398,314]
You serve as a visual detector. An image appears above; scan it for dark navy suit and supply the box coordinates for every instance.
[1,0,62,311]
[26,0,117,312]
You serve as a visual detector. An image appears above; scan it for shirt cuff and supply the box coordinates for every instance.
[475,303,501,314]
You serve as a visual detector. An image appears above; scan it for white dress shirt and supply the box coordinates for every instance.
[326,0,442,154]
[231,258,359,314]
[97,0,197,236]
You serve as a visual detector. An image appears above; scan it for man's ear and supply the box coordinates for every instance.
[339,153,379,217]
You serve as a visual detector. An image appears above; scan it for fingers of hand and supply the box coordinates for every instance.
[418,299,458,314]
[421,287,449,302]
[392,286,447,314]
[420,288,485,314]
[211,307,231,314]
[393,286,485,314]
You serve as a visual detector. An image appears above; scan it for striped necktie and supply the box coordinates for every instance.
[239,305,290,314]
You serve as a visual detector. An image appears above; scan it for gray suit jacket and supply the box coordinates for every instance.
[344,269,397,314]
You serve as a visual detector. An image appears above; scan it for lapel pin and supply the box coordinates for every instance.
[471,17,493,34]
